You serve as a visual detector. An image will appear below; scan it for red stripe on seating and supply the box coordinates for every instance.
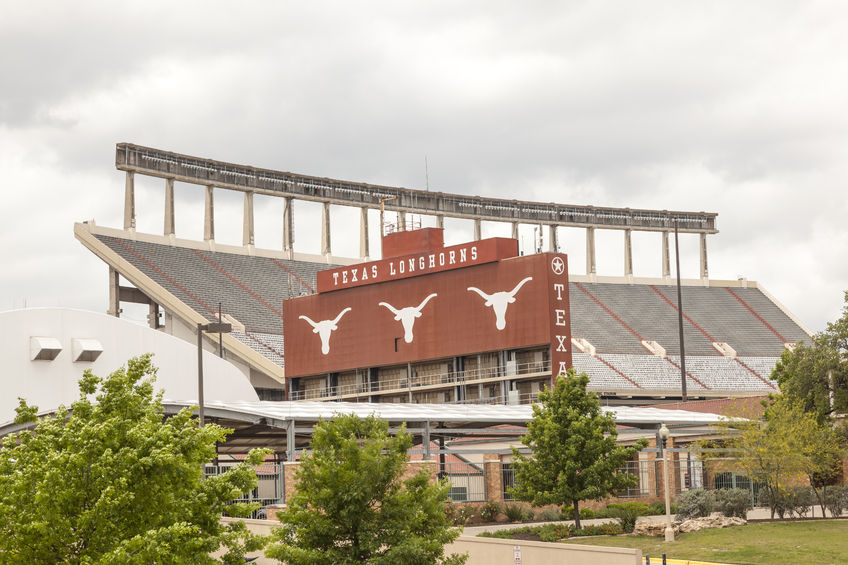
[725,287,788,344]
[111,238,217,317]
[735,357,778,390]
[576,283,708,389]
[271,259,315,294]
[594,355,642,388]
[190,249,284,320]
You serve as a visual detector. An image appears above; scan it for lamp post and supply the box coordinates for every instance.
[659,423,675,542]
[197,320,232,426]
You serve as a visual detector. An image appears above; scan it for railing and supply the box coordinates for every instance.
[440,462,487,502]
[289,359,552,401]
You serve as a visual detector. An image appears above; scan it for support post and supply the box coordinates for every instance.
[359,206,370,259]
[107,267,120,317]
[624,228,633,279]
[283,196,294,253]
[423,421,431,460]
[321,201,331,255]
[700,232,709,281]
[197,323,205,426]
[147,302,160,329]
[662,230,671,281]
[473,218,482,241]
[204,185,215,241]
[511,221,519,241]
[164,178,175,236]
[397,210,407,232]
[675,222,688,402]
[436,215,444,229]
[549,225,558,253]
[242,192,254,246]
[586,227,597,278]
[286,420,296,462]
[123,171,135,230]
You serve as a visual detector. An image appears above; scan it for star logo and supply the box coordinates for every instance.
[551,256,565,275]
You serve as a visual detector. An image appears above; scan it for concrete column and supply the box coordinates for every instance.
[283,196,294,252]
[321,201,331,256]
[359,207,370,259]
[164,178,175,236]
[436,215,444,229]
[549,225,559,253]
[662,230,671,280]
[107,267,120,317]
[242,192,255,246]
[700,233,709,281]
[123,171,135,230]
[624,229,633,278]
[147,302,160,329]
[586,226,597,276]
[204,185,215,241]
[511,221,519,240]
[397,210,407,232]
[473,218,482,241]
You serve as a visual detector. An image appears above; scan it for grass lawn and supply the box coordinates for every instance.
[562,520,848,565]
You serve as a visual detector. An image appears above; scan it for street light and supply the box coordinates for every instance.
[659,423,675,542]
[197,320,232,426]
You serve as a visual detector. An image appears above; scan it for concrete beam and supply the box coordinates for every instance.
[123,171,135,230]
[283,196,294,253]
[359,207,370,259]
[107,267,120,317]
[243,192,254,246]
[164,178,175,236]
[586,227,596,277]
[321,201,331,255]
[204,185,215,241]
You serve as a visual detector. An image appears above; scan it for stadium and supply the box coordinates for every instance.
[75,143,810,407]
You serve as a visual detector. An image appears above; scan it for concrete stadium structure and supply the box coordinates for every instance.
[76,143,811,404]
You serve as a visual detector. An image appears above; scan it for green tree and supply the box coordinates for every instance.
[509,370,647,529]
[711,395,843,518]
[0,355,268,564]
[774,291,848,422]
[266,413,466,565]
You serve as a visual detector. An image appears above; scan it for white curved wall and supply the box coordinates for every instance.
[0,308,259,425]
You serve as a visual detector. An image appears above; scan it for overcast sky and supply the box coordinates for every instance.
[1,1,846,333]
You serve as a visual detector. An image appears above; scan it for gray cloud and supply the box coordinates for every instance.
[1,1,847,331]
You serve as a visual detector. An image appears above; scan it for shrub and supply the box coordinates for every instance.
[575,522,624,536]
[647,501,666,516]
[446,504,478,526]
[536,508,561,522]
[788,487,815,518]
[536,523,570,542]
[592,506,611,519]
[676,489,715,520]
[606,502,649,533]
[714,488,752,519]
[503,503,527,522]
[759,488,791,519]
[578,508,595,520]
[480,500,501,522]
[560,506,574,520]
[823,486,847,518]
[477,522,624,541]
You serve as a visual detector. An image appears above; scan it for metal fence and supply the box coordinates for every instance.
[440,461,487,502]
[204,463,284,519]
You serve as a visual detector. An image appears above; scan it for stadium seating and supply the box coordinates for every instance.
[98,233,807,396]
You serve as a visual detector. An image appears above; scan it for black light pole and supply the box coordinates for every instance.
[197,319,232,426]
[674,221,688,402]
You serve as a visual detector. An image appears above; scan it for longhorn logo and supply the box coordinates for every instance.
[298,307,352,355]
[467,277,533,330]
[378,293,438,343]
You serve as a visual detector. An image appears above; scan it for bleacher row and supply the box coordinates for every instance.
[99,234,809,395]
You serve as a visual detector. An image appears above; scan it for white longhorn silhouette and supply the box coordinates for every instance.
[298,307,352,355]
[467,277,533,330]
[378,293,438,343]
